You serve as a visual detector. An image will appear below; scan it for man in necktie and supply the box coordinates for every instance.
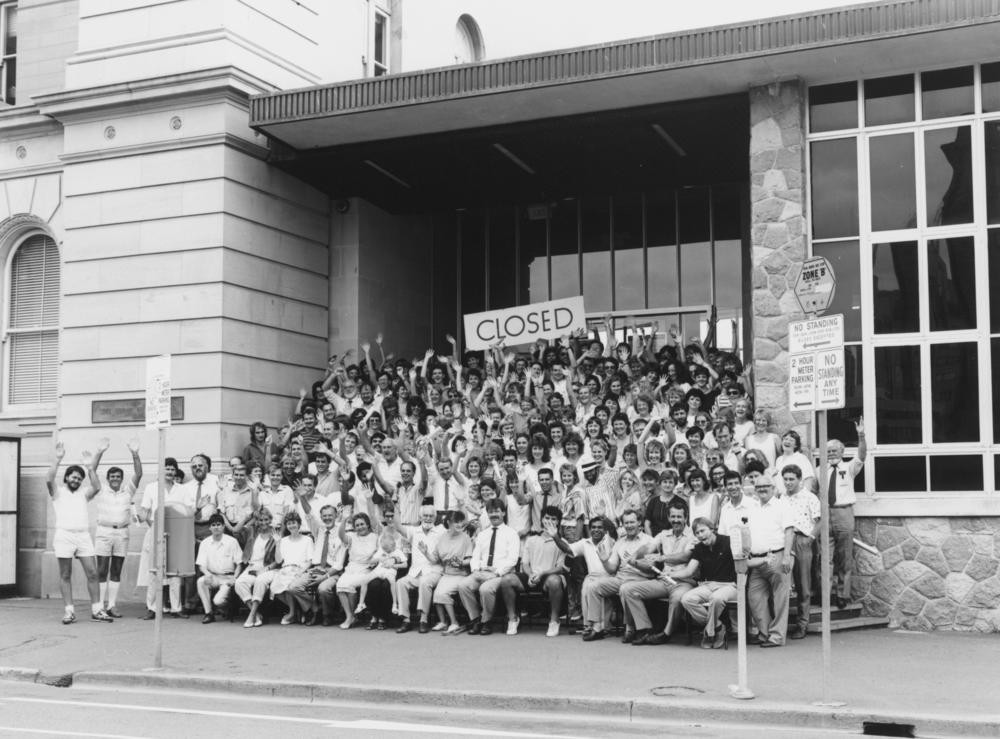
[528,468,563,535]
[458,499,520,635]
[824,418,867,609]
[294,504,345,626]
[184,454,218,613]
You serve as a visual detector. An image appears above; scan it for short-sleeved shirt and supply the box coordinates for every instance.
[195,534,242,575]
[94,482,136,527]
[612,533,655,581]
[521,534,565,577]
[53,484,93,531]
[692,534,737,584]
[434,532,474,576]
[747,496,794,553]
[785,490,821,537]
[569,536,614,576]
[828,457,864,506]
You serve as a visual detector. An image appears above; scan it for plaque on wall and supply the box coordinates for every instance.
[92,397,184,424]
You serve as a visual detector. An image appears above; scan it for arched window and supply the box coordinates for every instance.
[5,233,59,405]
[454,14,485,64]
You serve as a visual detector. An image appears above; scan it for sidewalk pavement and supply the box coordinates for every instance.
[1,597,997,736]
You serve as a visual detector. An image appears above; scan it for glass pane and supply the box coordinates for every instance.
[712,185,743,313]
[810,139,858,240]
[809,82,857,133]
[4,4,16,55]
[374,14,387,64]
[613,194,644,311]
[995,455,1000,492]
[875,345,921,443]
[993,339,1000,441]
[864,74,915,126]
[870,134,916,231]
[984,62,1000,113]
[488,208,516,309]
[874,457,926,492]
[927,237,976,331]
[813,240,861,341]
[679,188,711,306]
[872,242,919,334]
[460,210,486,316]
[519,207,548,305]
[986,121,1000,225]
[827,344,863,445]
[930,455,983,492]
[647,190,678,308]
[931,342,979,443]
[432,213,458,342]
[991,231,1000,332]
[550,200,579,300]
[921,67,974,120]
[925,126,973,226]
[4,56,14,104]
[581,196,611,313]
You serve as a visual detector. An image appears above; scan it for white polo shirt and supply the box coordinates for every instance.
[747,495,794,553]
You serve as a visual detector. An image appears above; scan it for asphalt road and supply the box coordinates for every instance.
[0,680,859,739]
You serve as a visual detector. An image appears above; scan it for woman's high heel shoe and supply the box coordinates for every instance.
[712,623,729,650]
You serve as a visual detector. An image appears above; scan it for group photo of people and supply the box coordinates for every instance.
[47,312,866,649]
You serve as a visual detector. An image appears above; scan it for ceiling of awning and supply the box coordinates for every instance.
[268,94,749,213]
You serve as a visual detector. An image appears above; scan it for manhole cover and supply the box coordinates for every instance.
[650,685,705,697]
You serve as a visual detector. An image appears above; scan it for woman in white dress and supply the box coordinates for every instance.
[335,512,380,629]
[269,512,313,625]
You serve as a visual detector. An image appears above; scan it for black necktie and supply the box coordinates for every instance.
[319,528,330,565]
[829,464,839,506]
[487,527,498,567]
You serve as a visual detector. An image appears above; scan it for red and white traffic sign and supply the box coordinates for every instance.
[794,256,837,315]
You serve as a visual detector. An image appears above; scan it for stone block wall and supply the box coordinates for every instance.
[853,517,1000,632]
[748,79,810,439]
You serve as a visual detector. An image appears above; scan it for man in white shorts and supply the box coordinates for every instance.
[89,437,143,617]
[47,439,113,625]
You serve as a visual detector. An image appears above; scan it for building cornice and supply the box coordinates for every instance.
[250,0,1000,128]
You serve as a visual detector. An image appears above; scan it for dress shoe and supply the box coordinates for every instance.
[141,610,156,620]
[759,639,781,648]
[480,623,494,635]
[834,596,849,610]
[467,620,482,635]
[631,631,653,646]
[644,632,672,646]
[106,607,123,618]
[396,620,413,634]
[791,625,808,640]
[582,629,607,642]
[418,622,430,634]
[201,613,216,624]
[621,630,637,644]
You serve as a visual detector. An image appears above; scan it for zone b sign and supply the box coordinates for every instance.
[794,256,836,314]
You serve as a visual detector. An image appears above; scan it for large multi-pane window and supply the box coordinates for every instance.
[1,1,16,105]
[808,63,1000,497]
[433,185,747,353]
[4,233,59,406]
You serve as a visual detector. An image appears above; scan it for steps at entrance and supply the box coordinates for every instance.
[806,603,888,633]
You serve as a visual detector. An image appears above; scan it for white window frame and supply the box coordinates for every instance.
[365,1,389,78]
[0,1,15,106]
[2,231,59,414]
[806,61,1000,513]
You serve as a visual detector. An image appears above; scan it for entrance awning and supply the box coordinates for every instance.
[248,0,1000,211]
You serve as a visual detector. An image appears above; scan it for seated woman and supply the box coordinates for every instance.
[419,511,473,634]
[234,509,280,628]
[355,529,407,620]
[335,512,380,629]
[268,511,313,625]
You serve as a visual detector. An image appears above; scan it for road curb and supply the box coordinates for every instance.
[0,666,41,683]
[68,670,1000,737]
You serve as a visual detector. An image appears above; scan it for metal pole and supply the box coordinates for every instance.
[730,563,753,700]
[815,410,843,706]
[152,428,166,669]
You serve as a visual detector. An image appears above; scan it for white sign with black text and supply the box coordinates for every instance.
[463,296,587,351]
[787,315,845,411]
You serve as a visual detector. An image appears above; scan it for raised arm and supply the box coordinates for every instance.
[126,438,143,490]
[46,440,65,497]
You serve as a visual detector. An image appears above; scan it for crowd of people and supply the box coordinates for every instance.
[48,314,867,648]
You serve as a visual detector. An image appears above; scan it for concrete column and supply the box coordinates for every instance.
[749,79,809,436]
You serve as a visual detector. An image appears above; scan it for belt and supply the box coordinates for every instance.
[750,548,785,556]
[831,504,854,509]
[99,522,129,529]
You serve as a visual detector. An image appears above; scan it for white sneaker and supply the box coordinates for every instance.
[546,621,560,637]
[445,624,460,635]
[431,622,447,632]
[243,616,255,628]
[506,618,519,635]
[280,614,294,625]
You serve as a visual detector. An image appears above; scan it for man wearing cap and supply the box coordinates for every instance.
[195,513,243,623]
[746,476,795,647]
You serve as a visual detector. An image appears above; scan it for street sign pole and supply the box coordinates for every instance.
[145,355,171,670]
[816,408,841,707]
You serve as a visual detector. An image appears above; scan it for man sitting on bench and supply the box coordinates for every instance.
[502,506,567,637]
